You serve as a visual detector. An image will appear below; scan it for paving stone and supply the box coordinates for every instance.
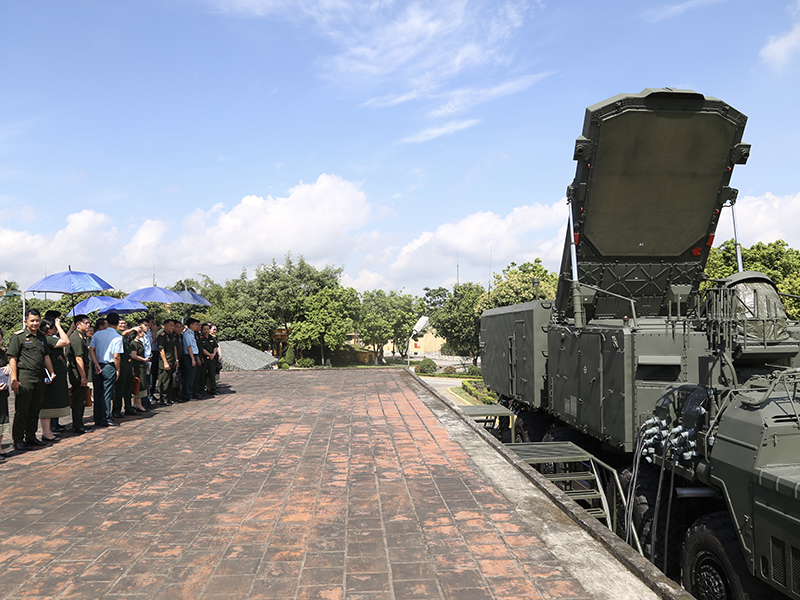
[0,370,627,599]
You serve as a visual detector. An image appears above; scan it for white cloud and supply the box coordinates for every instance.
[0,174,376,295]
[640,0,725,24]
[388,201,568,288]
[760,4,800,72]
[342,268,388,291]
[397,118,480,144]
[0,210,120,293]
[206,0,532,103]
[427,73,550,117]
[714,191,800,248]
[116,173,371,276]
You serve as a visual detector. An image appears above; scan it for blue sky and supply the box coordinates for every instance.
[2,0,800,296]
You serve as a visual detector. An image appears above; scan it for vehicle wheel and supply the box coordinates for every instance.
[518,409,552,442]
[513,419,529,443]
[630,463,682,578]
[681,512,773,600]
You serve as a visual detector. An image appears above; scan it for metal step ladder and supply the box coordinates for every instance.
[506,441,611,524]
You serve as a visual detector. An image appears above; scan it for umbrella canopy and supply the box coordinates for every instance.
[26,270,113,294]
[176,290,212,306]
[124,286,186,304]
[66,296,119,317]
[99,298,148,315]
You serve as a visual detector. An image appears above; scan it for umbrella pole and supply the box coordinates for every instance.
[22,292,26,326]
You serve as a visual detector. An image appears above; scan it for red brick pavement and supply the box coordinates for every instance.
[0,370,592,599]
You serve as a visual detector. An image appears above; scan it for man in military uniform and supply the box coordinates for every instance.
[157,320,179,405]
[199,322,219,396]
[7,309,67,451]
[66,314,91,434]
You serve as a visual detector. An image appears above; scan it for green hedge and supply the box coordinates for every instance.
[462,380,497,405]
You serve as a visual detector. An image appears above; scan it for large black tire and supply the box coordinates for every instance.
[630,463,682,578]
[605,467,632,539]
[681,512,773,600]
[518,408,552,443]
[512,419,529,443]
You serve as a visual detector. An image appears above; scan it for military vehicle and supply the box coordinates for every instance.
[480,88,800,600]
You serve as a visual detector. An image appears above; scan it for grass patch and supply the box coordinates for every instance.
[447,386,480,405]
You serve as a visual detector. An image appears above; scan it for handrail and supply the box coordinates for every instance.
[589,455,644,555]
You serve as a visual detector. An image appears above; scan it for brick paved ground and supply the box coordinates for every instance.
[0,370,602,599]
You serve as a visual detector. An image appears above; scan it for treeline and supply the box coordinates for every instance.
[1,241,798,364]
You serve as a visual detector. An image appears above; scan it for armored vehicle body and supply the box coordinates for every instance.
[481,88,800,600]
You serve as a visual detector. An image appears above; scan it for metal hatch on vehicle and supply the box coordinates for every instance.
[555,88,750,320]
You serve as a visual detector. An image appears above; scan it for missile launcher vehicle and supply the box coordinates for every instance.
[480,88,800,600]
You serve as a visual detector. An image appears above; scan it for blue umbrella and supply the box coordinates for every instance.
[26,270,113,294]
[66,296,119,317]
[124,286,186,304]
[23,268,114,323]
[99,298,148,315]
[176,290,212,306]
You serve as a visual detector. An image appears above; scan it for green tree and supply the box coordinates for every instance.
[426,282,485,364]
[359,290,393,360]
[476,259,558,313]
[253,254,343,355]
[359,290,421,361]
[387,292,424,357]
[706,239,800,318]
[290,285,359,365]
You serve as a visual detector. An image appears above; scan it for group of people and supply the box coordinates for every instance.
[0,309,222,460]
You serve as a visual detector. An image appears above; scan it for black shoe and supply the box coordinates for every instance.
[14,442,31,451]
[72,428,86,435]
[26,438,47,446]
[111,412,125,419]
[42,435,60,442]
[124,409,139,416]
[51,423,66,432]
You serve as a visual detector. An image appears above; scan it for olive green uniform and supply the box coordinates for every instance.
[157,330,178,403]
[66,330,90,431]
[200,334,218,394]
[7,327,48,443]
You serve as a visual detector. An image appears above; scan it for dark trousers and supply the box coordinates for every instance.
[94,364,116,425]
[69,376,87,430]
[114,362,133,413]
[193,360,204,397]
[149,354,158,398]
[13,377,44,443]
[181,355,196,399]
[201,359,216,393]
[158,365,174,402]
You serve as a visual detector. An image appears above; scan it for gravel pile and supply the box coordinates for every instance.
[219,340,279,371]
